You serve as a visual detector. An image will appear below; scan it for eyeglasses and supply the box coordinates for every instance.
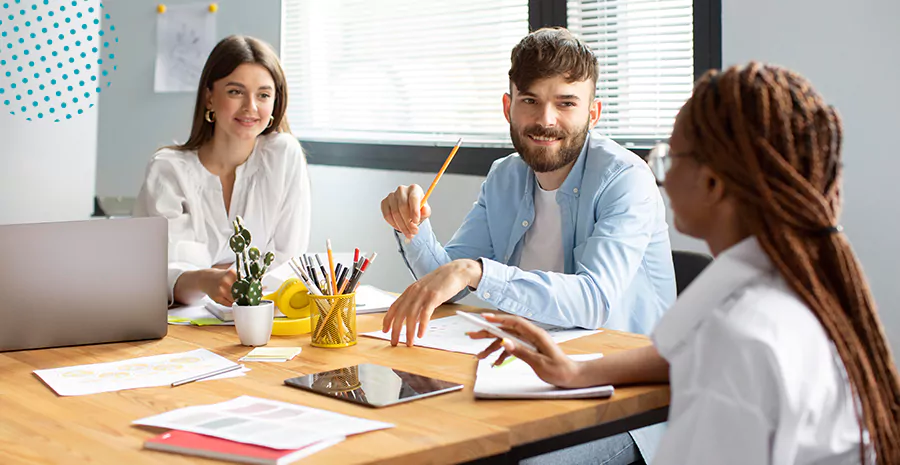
[647,142,673,185]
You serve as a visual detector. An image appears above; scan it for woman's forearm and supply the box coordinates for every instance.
[173,269,209,306]
[572,344,670,387]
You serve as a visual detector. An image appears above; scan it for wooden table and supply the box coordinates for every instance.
[0,305,669,464]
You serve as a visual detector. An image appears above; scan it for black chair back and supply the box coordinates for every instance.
[672,250,713,295]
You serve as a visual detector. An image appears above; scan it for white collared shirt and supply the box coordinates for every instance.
[134,132,311,304]
[652,237,864,465]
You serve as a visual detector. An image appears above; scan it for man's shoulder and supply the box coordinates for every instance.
[583,132,648,177]
[483,152,531,190]
[487,151,528,174]
[576,133,657,199]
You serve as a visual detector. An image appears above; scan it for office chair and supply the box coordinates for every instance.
[672,250,713,295]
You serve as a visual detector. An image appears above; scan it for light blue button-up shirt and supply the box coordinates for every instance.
[395,131,674,461]
[396,131,676,335]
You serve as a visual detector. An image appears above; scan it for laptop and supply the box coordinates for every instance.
[0,217,168,352]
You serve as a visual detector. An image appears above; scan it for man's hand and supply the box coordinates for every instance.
[382,259,483,347]
[380,184,433,240]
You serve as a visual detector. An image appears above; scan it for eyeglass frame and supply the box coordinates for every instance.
[646,142,696,186]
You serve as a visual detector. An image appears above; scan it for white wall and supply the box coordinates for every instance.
[721,0,900,355]
[95,0,282,198]
[0,114,98,224]
[306,164,485,304]
[0,2,100,225]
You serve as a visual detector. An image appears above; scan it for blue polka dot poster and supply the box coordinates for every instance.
[0,0,118,122]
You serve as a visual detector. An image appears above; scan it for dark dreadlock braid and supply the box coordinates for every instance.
[681,62,900,464]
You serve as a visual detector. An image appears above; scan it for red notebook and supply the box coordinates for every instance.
[144,430,343,465]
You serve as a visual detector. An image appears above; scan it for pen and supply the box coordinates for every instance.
[315,254,330,294]
[335,266,350,295]
[334,263,344,285]
[348,252,378,292]
[301,255,313,280]
[309,266,324,294]
[171,364,243,387]
[289,258,323,297]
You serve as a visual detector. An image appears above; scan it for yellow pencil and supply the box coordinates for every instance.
[420,137,462,208]
[403,138,462,245]
[326,239,337,295]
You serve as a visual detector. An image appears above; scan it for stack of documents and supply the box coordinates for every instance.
[238,347,302,363]
[354,285,398,314]
[474,353,614,399]
[34,349,246,396]
[360,315,599,355]
[134,396,393,450]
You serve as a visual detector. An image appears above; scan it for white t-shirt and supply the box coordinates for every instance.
[134,132,312,304]
[652,237,863,465]
[517,183,564,273]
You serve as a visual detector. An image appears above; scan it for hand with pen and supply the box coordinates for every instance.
[381,258,483,347]
[380,184,432,240]
[467,313,583,389]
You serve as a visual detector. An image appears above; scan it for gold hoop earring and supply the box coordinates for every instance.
[204,109,216,123]
[266,115,275,129]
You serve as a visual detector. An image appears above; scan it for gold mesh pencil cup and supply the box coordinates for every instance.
[309,293,357,348]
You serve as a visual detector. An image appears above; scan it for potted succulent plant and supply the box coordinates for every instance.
[229,216,276,346]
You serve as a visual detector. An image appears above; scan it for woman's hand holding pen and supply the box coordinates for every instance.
[467,313,583,389]
[380,184,432,240]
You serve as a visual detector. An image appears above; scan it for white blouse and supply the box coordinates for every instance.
[134,132,312,304]
[652,238,864,465]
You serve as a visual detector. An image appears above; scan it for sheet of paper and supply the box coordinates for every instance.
[360,315,600,355]
[354,285,397,314]
[262,259,297,291]
[34,349,244,396]
[239,347,302,362]
[154,3,216,92]
[168,301,234,326]
[133,395,393,450]
[474,353,613,399]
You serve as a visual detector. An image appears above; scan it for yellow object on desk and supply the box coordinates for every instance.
[310,293,357,348]
[263,278,313,336]
[271,317,311,336]
[263,278,311,319]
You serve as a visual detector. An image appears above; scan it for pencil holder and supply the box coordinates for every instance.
[309,293,357,348]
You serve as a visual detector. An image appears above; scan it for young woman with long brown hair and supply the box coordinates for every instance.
[470,62,900,464]
[135,35,311,307]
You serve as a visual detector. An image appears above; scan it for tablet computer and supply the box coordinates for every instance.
[284,364,463,408]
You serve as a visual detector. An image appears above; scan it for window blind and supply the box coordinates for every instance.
[281,0,528,147]
[568,0,694,146]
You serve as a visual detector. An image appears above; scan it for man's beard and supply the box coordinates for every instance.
[510,119,591,173]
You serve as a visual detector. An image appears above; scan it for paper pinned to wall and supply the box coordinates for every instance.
[154,3,216,93]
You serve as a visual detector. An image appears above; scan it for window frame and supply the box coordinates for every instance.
[294,0,721,175]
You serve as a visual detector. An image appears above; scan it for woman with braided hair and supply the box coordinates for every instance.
[469,62,900,465]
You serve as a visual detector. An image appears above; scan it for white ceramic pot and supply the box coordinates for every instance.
[232,300,275,346]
